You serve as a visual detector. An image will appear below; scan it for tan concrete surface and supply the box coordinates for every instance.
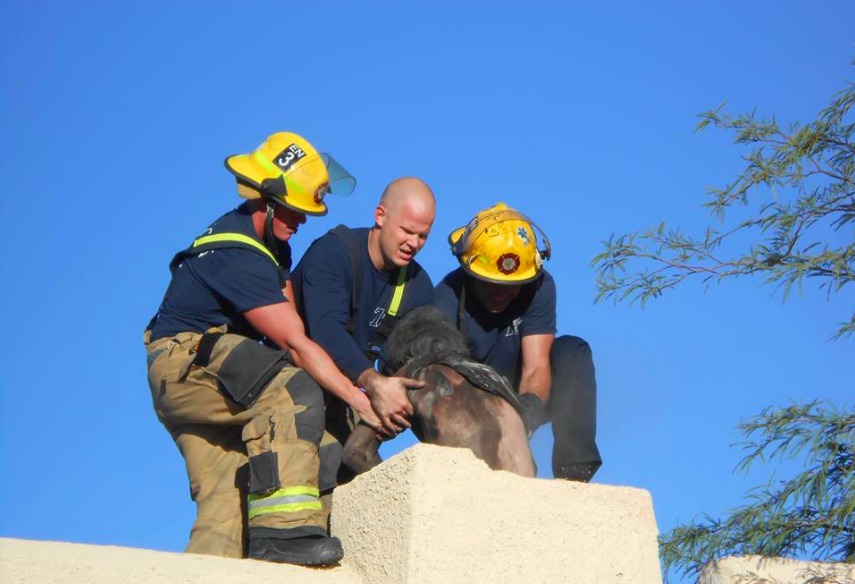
[2,444,664,584]
[0,538,360,584]
[332,443,663,584]
[699,555,855,584]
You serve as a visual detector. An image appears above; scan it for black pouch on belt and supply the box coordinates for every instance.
[194,333,291,408]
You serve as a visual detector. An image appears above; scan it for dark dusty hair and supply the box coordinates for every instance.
[382,306,470,372]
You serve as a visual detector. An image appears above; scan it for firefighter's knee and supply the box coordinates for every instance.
[551,335,593,374]
[553,335,592,359]
[284,370,325,446]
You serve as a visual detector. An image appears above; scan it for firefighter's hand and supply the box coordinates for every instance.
[350,390,383,434]
[358,369,421,435]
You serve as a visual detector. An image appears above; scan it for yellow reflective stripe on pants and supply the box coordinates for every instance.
[247,486,322,519]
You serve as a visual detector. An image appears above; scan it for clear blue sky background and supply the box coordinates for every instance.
[1,2,852,581]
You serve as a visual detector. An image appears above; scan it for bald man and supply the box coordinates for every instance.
[291,177,436,482]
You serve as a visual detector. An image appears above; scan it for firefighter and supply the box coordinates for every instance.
[144,132,380,565]
[431,203,602,482]
[290,177,436,481]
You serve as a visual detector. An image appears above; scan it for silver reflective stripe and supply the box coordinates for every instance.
[248,494,318,512]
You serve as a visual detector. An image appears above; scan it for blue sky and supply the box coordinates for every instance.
[1,2,852,580]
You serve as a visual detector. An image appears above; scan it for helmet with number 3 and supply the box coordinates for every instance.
[448,202,551,284]
[224,132,355,216]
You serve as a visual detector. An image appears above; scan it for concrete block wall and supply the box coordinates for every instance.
[699,556,855,584]
[0,537,360,584]
[4,445,853,584]
[332,443,663,584]
[2,443,664,584]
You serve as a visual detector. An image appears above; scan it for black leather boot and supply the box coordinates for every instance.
[248,528,344,566]
[555,461,599,483]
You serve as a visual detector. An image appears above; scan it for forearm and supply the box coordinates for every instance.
[243,299,372,412]
[287,337,367,411]
[517,365,551,437]
[519,366,551,402]
[324,335,374,383]
[518,333,554,403]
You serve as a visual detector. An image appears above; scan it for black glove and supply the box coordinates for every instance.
[518,393,546,438]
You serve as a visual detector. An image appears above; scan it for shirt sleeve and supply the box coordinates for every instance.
[298,235,374,383]
[520,273,557,337]
[193,248,287,313]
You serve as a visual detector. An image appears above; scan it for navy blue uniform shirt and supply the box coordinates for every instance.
[431,267,557,385]
[292,227,433,383]
[148,202,292,341]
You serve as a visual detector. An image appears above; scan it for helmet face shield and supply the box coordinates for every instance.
[320,153,356,196]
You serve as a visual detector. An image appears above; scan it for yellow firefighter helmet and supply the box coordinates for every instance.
[224,132,355,216]
[448,202,551,284]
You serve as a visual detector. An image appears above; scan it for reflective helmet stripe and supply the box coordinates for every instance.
[192,232,278,265]
[252,151,285,179]
[387,266,408,316]
[247,486,322,519]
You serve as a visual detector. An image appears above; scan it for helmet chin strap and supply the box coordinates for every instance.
[263,200,279,254]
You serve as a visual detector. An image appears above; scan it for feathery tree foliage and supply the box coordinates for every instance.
[591,68,855,581]
[659,402,854,580]
[592,78,854,339]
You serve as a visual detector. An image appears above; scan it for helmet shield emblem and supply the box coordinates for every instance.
[497,253,521,275]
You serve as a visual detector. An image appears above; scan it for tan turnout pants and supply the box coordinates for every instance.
[145,330,328,558]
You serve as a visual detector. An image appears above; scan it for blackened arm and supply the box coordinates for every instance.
[519,333,554,401]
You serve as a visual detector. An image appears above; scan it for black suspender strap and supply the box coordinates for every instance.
[330,225,363,335]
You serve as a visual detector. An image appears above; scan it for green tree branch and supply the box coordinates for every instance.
[592,81,855,339]
[660,402,855,580]
[591,65,855,582]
